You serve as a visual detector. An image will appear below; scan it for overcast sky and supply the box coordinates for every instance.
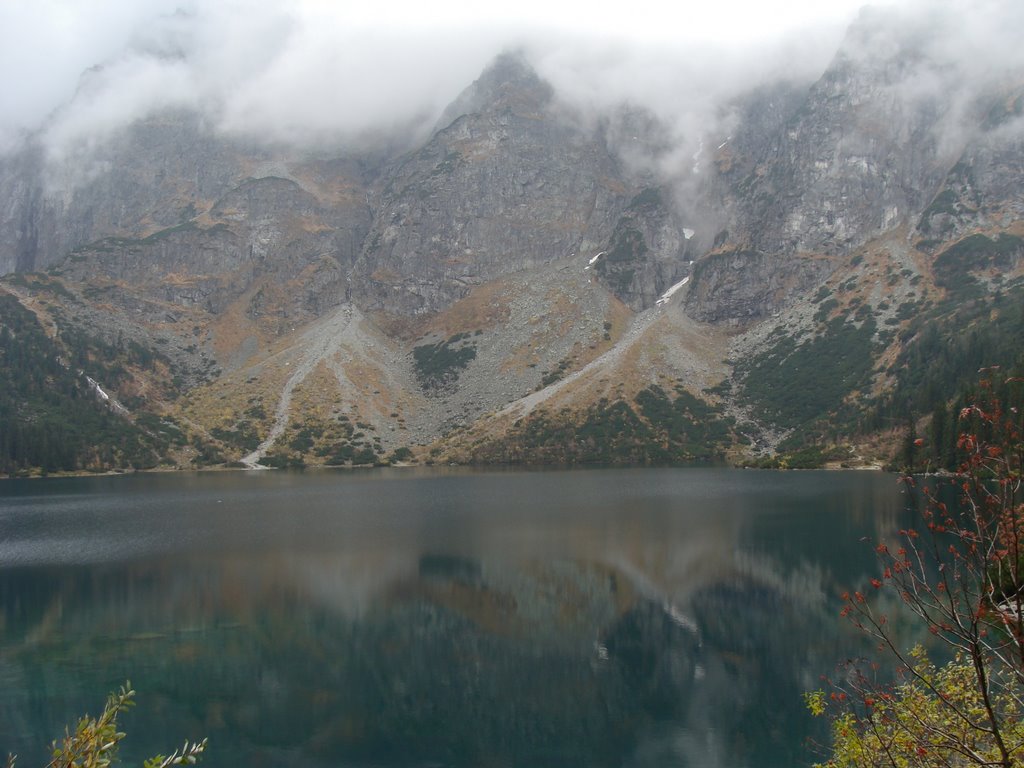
[0,0,1019,166]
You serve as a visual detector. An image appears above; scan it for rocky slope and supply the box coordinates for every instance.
[0,12,1022,473]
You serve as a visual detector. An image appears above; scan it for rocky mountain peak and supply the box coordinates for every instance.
[832,5,931,78]
[436,51,553,127]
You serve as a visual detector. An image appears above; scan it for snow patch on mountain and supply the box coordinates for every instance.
[656,277,689,306]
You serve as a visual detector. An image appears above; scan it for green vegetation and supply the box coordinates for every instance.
[739,235,1024,464]
[210,422,261,453]
[737,314,879,432]
[198,398,267,461]
[5,683,206,768]
[469,384,732,465]
[413,333,477,390]
[744,444,854,470]
[387,446,414,463]
[900,367,1024,474]
[813,297,839,323]
[808,649,1024,767]
[538,355,574,389]
[933,233,1023,295]
[257,414,387,467]
[810,376,1024,766]
[0,293,189,474]
[865,283,1024,469]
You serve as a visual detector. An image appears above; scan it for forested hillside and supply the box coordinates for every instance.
[0,291,193,474]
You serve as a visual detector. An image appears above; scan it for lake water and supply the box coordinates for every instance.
[0,468,919,767]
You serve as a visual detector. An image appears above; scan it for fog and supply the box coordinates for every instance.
[1,0,1021,187]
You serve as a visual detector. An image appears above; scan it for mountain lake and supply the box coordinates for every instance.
[0,467,925,767]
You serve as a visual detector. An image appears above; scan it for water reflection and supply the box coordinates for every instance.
[0,469,914,767]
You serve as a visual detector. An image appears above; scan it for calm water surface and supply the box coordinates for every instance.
[0,468,918,767]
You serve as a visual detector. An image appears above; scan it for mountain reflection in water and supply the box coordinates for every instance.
[0,468,916,768]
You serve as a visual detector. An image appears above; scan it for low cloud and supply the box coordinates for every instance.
[834,0,1024,167]
[528,27,847,177]
[1,0,1020,197]
[42,54,198,162]
[0,0,858,161]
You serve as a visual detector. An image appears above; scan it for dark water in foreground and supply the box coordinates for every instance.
[0,468,919,767]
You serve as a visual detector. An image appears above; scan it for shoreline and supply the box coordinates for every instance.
[0,458,889,481]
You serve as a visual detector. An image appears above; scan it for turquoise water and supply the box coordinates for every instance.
[0,468,916,767]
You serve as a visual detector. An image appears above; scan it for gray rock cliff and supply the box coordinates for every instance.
[349,54,635,315]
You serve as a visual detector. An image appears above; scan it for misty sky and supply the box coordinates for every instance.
[0,0,1020,168]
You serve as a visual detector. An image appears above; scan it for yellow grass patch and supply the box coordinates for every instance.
[420,278,513,337]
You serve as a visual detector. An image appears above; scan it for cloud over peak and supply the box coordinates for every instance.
[1,0,1020,180]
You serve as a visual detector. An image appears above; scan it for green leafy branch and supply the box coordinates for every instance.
[5,683,206,768]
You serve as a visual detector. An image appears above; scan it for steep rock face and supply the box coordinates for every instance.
[686,249,833,324]
[0,113,378,318]
[349,54,633,315]
[0,113,258,274]
[686,8,954,322]
[0,146,45,274]
[916,87,1024,244]
[592,187,694,310]
[745,10,950,256]
[695,80,811,253]
[56,173,371,326]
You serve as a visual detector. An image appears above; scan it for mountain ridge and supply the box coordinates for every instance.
[1,23,1022,474]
